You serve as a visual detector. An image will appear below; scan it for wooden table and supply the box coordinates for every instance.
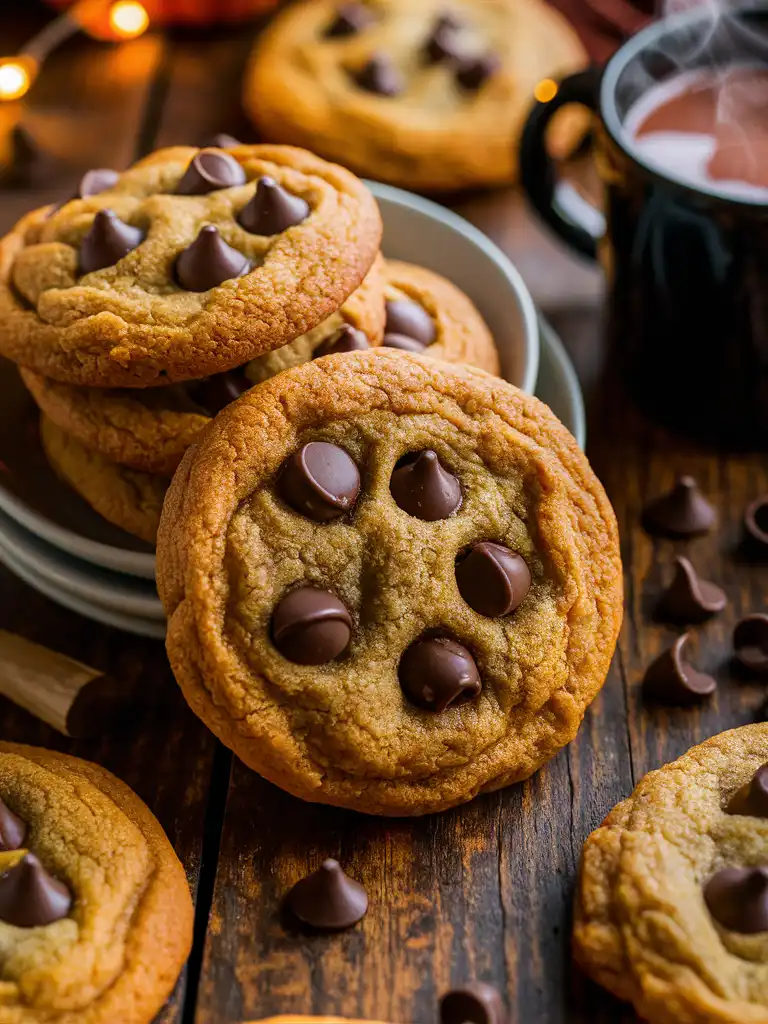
[1,10,766,1024]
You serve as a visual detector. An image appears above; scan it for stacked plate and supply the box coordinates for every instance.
[0,185,585,637]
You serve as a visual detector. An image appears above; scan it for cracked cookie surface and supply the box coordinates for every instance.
[157,349,622,816]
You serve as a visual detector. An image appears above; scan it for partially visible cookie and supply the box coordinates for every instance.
[41,416,166,543]
[0,742,192,1024]
[574,724,768,1024]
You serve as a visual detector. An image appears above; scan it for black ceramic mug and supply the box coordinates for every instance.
[520,8,768,447]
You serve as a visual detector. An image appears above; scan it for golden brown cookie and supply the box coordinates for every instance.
[244,0,588,191]
[574,724,768,1024]
[0,742,192,1024]
[0,145,381,387]
[157,349,622,816]
[41,416,166,544]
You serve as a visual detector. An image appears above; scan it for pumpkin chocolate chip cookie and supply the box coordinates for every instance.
[244,0,588,190]
[0,144,382,387]
[574,724,768,1024]
[157,349,622,816]
[0,742,192,1023]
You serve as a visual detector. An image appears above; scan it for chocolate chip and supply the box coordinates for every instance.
[279,441,360,522]
[186,367,251,415]
[656,556,726,624]
[440,982,507,1024]
[239,176,310,235]
[175,226,251,292]
[704,866,768,934]
[424,18,464,64]
[382,333,427,352]
[456,52,501,91]
[744,496,768,555]
[399,637,481,712]
[272,587,352,665]
[642,633,716,704]
[642,476,716,538]
[314,324,370,357]
[79,210,144,275]
[385,298,436,345]
[76,168,119,198]
[325,2,375,37]
[0,853,72,928]
[456,542,531,618]
[204,133,241,149]
[390,450,461,520]
[733,615,768,676]
[728,763,768,817]
[285,859,368,929]
[0,798,26,852]
[176,148,246,195]
[355,53,403,96]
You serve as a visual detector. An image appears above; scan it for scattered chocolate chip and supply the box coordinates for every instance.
[314,324,370,357]
[704,866,768,934]
[0,853,72,928]
[285,859,368,929]
[456,542,531,618]
[424,17,464,64]
[642,476,717,538]
[399,637,481,711]
[79,210,144,275]
[728,763,768,818]
[0,798,26,852]
[204,133,241,149]
[642,633,716,704]
[76,168,119,198]
[176,148,246,195]
[744,496,768,555]
[175,226,251,292]
[440,981,507,1024]
[239,176,310,235]
[355,53,403,96]
[325,2,375,37]
[279,441,360,522]
[733,615,768,676]
[186,367,251,415]
[272,587,352,665]
[382,333,427,352]
[385,298,436,346]
[456,52,501,91]
[390,450,461,520]
[656,556,726,624]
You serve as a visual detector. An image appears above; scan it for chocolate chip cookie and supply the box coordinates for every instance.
[0,742,192,1023]
[0,145,381,387]
[574,724,768,1024]
[244,0,588,190]
[157,349,622,816]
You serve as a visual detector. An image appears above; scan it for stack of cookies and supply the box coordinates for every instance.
[0,143,498,544]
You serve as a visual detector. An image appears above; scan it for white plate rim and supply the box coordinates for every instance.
[537,315,587,448]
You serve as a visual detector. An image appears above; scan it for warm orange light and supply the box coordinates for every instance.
[109,1,150,39]
[534,78,558,104]
[0,59,34,101]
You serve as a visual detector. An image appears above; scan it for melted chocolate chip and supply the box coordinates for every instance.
[424,19,464,64]
[728,763,768,818]
[456,542,531,618]
[79,210,144,275]
[643,633,716,705]
[204,133,241,149]
[385,298,436,346]
[733,615,768,676]
[390,450,461,520]
[272,587,352,665]
[456,52,501,91]
[704,866,768,934]
[744,496,768,556]
[0,798,26,852]
[185,367,251,415]
[0,853,72,928]
[642,476,717,538]
[440,982,507,1024]
[314,324,370,357]
[355,53,403,96]
[399,637,481,712]
[325,2,375,37]
[382,333,427,352]
[239,176,310,235]
[175,226,251,292]
[76,168,119,198]
[285,859,368,929]
[279,441,360,521]
[656,556,726,624]
[176,149,246,195]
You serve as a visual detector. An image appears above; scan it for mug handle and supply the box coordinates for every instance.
[519,67,605,262]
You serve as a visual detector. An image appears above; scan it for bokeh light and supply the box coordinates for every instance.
[109,1,150,39]
[0,60,33,102]
[534,78,559,104]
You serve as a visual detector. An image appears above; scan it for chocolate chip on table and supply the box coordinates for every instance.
[272,587,352,665]
[642,475,716,538]
[733,615,768,675]
[704,866,768,934]
[176,148,246,195]
[382,333,427,352]
[399,636,481,712]
[390,450,461,520]
[642,633,716,704]
[728,763,768,817]
[325,2,375,37]
[0,852,72,927]
[186,367,251,415]
[385,298,436,346]
[314,324,370,357]
[79,209,144,274]
[354,53,403,97]
[0,798,26,852]
[744,495,768,555]
[440,981,507,1024]
[285,858,368,930]
[656,556,726,624]
[76,168,119,198]
[456,542,531,618]
[455,52,501,91]
[279,441,360,521]
[204,132,241,149]
[175,226,251,292]
[239,176,310,235]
